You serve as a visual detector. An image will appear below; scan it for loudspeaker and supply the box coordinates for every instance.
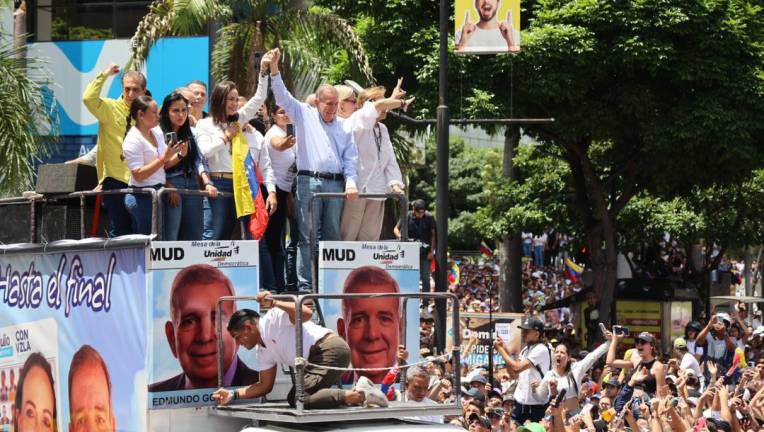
[36,163,98,194]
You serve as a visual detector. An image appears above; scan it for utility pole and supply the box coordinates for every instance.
[433,0,450,354]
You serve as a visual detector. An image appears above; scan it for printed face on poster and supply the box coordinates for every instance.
[455,0,521,54]
[148,241,260,409]
[0,247,147,432]
[319,241,420,385]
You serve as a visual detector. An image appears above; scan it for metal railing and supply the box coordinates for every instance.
[308,192,409,295]
[215,291,461,416]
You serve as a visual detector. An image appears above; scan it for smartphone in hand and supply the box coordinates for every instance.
[614,326,630,336]
[165,132,178,146]
[286,123,295,137]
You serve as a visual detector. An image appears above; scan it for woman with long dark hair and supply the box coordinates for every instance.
[160,91,218,240]
[533,333,612,411]
[122,95,181,234]
[197,51,276,241]
[14,353,56,432]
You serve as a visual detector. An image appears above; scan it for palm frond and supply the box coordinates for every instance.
[0,39,58,196]
[128,0,231,70]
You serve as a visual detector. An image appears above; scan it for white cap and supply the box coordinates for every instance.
[753,326,764,337]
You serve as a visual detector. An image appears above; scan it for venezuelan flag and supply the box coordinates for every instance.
[448,261,460,287]
[565,258,583,282]
[480,241,493,258]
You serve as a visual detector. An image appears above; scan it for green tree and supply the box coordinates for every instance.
[128,0,375,95]
[0,28,58,196]
[408,137,498,250]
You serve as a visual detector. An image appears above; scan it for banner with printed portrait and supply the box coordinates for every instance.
[147,241,260,410]
[318,241,421,386]
[454,0,521,54]
[0,246,147,432]
[446,312,523,366]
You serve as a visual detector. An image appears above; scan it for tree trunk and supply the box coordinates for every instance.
[587,218,619,327]
[499,127,523,313]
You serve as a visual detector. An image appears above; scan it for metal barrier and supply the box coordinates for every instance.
[308,192,409,295]
[61,188,159,238]
[214,291,461,422]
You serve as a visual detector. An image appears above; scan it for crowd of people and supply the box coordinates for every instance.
[408,308,764,432]
[77,48,413,293]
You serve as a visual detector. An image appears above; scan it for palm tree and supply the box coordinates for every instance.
[128,0,375,97]
[0,3,59,197]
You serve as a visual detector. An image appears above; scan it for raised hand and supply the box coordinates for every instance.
[457,10,477,49]
[498,10,520,52]
[268,48,281,75]
[212,388,233,405]
[392,77,407,100]
[104,62,120,76]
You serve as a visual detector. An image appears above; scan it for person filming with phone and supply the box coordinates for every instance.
[159,91,219,240]
[606,327,666,398]
[121,95,182,235]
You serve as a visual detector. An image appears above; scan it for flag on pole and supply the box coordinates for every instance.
[564,258,583,282]
[448,261,461,287]
[480,241,493,258]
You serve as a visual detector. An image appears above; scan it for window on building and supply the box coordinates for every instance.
[30,0,153,42]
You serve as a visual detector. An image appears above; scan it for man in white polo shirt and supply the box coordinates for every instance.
[494,316,551,425]
[212,291,387,409]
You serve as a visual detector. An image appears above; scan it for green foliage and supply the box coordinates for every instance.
[475,142,576,239]
[0,40,58,196]
[408,137,498,250]
[51,18,115,41]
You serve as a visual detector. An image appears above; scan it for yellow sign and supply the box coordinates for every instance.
[615,301,662,344]
[454,0,521,54]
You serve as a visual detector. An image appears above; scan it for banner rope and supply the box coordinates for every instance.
[294,353,449,372]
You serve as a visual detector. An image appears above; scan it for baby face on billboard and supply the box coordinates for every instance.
[165,280,236,389]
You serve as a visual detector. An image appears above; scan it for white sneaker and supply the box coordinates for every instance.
[354,376,389,408]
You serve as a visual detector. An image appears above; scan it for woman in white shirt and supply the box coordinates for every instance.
[122,95,181,235]
[196,51,275,240]
[533,332,612,412]
[339,84,413,241]
[263,105,297,292]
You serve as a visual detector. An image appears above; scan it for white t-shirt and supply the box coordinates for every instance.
[680,352,702,377]
[532,234,548,247]
[686,339,704,358]
[254,308,331,370]
[513,343,552,405]
[264,125,296,192]
[455,26,520,53]
[705,333,729,361]
[522,232,533,244]
[123,126,166,187]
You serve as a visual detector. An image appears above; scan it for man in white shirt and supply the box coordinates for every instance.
[672,337,702,377]
[404,365,443,423]
[268,48,359,292]
[494,316,552,426]
[455,0,520,53]
[212,291,387,409]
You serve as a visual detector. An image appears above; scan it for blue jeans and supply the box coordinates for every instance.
[203,178,235,240]
[125,184,161,235]
[286,201,300,290]
[533,245,545,267]
[163,175,203,241]
[101,177,133,237]
[240,211,277,291]
[202,197,213,240]
[523,242,532,257]
[264,186,290,292]
[296,175,344,292]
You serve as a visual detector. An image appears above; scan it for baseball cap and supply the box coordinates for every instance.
[673,337,687,349]
[603,376,620,387]
[468,414,491,429]
[464,387,486,402]
[635,332,655,344]
[519,316,545,332]
[517,423,546,432]
[716,312,732,326]
[467,369,487,384]
[753,326,764,338]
